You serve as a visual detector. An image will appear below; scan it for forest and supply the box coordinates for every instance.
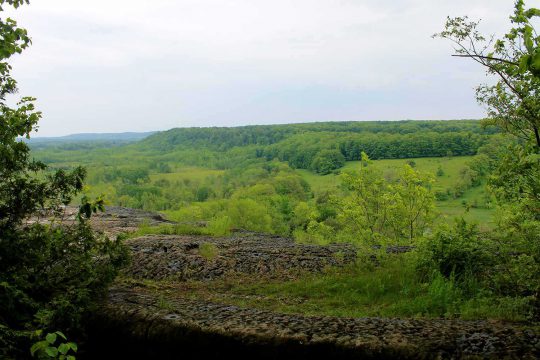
[1,0,539,359]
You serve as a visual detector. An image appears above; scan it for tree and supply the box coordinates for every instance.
[338,154,435,244]
[435,0,540,148]
[437,0,540,317]
[226,199,272,233]
[310,149,345,174]
[0,1,127,356]
[390,165,435,242]
[339,155,391,243]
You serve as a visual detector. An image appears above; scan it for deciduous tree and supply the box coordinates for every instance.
[435,0,540,148]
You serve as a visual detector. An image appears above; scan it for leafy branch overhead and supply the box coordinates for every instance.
[435,0,540,148]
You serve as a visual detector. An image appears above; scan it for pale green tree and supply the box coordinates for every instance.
[390,165,435,242]
[339,163,392,243]
[338,155,435,244]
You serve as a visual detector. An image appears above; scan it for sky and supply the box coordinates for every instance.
[3,0,521,136]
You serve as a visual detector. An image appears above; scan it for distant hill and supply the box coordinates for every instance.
[29,120,500,171]
[26,131,156,143]
[140,120,495,149]
[23,131,157,150]
[130,120,499,170]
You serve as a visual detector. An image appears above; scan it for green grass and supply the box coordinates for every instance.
[198,254,530,321]
[302,156,473,193]
[224,255,461,318]
[198,243,219,260]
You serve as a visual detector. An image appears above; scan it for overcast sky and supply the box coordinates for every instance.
[4,0,521,136]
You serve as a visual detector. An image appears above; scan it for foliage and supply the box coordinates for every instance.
[487,144,540,308]
[0,2,128,357]
[435,0,540,147]
[310,148,345,174]
[226,199,273,233]
[30,331,77,360]
[330,155,435,245]
[265,130,489,170]
[434,2,540,318]
[391,165,435,241]
[417,219,493,280]
[141,120,496,153]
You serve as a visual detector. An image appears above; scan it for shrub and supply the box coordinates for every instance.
[310,149,346,174]
[434,190,449,201]
[199,243,219,260]
[417,219,493,280]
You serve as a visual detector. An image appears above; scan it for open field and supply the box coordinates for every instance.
[298,156,495,229]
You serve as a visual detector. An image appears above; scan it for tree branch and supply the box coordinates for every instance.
[451,54,518,66]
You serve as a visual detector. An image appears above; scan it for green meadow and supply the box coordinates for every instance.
[299,156,494,229]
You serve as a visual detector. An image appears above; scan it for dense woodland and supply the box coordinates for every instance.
[30,120,504,218]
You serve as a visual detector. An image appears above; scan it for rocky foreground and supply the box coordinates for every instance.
[84,207,539,359]
[123,233,357,281]
[89,285,539,359]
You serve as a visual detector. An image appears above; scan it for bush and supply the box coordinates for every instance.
[0,220,128,357]
[227,199,272,233]
[434,190,449,201]
[417,219,493,280]
[310,149,346,174]
[199,243,219,260]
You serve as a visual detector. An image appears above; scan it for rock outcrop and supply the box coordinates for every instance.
[123,234,357,281]
[87,286,540,359]
[29,205,173,236]
[80,206,539,359]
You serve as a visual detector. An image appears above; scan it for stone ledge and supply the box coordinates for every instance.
[87,286,540,359]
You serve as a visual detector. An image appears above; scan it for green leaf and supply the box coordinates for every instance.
[30,341,47,356]
[524,26,534,52]
[68,342,78,352]
[519,54,531,73]
[67,355,76,360]
[45,333,57,345]
[531,52,540,70]
[524,8,540,18]
[58,343,70,355]
[55,331,67,340]
[45,347,59,357]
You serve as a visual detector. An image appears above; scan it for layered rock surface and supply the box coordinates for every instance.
[88,286,539,359]
[123,234,357,281]
[29,205,173,236]
[83,206,539,359]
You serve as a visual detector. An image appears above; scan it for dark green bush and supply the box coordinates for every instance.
[418,219,493,280]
